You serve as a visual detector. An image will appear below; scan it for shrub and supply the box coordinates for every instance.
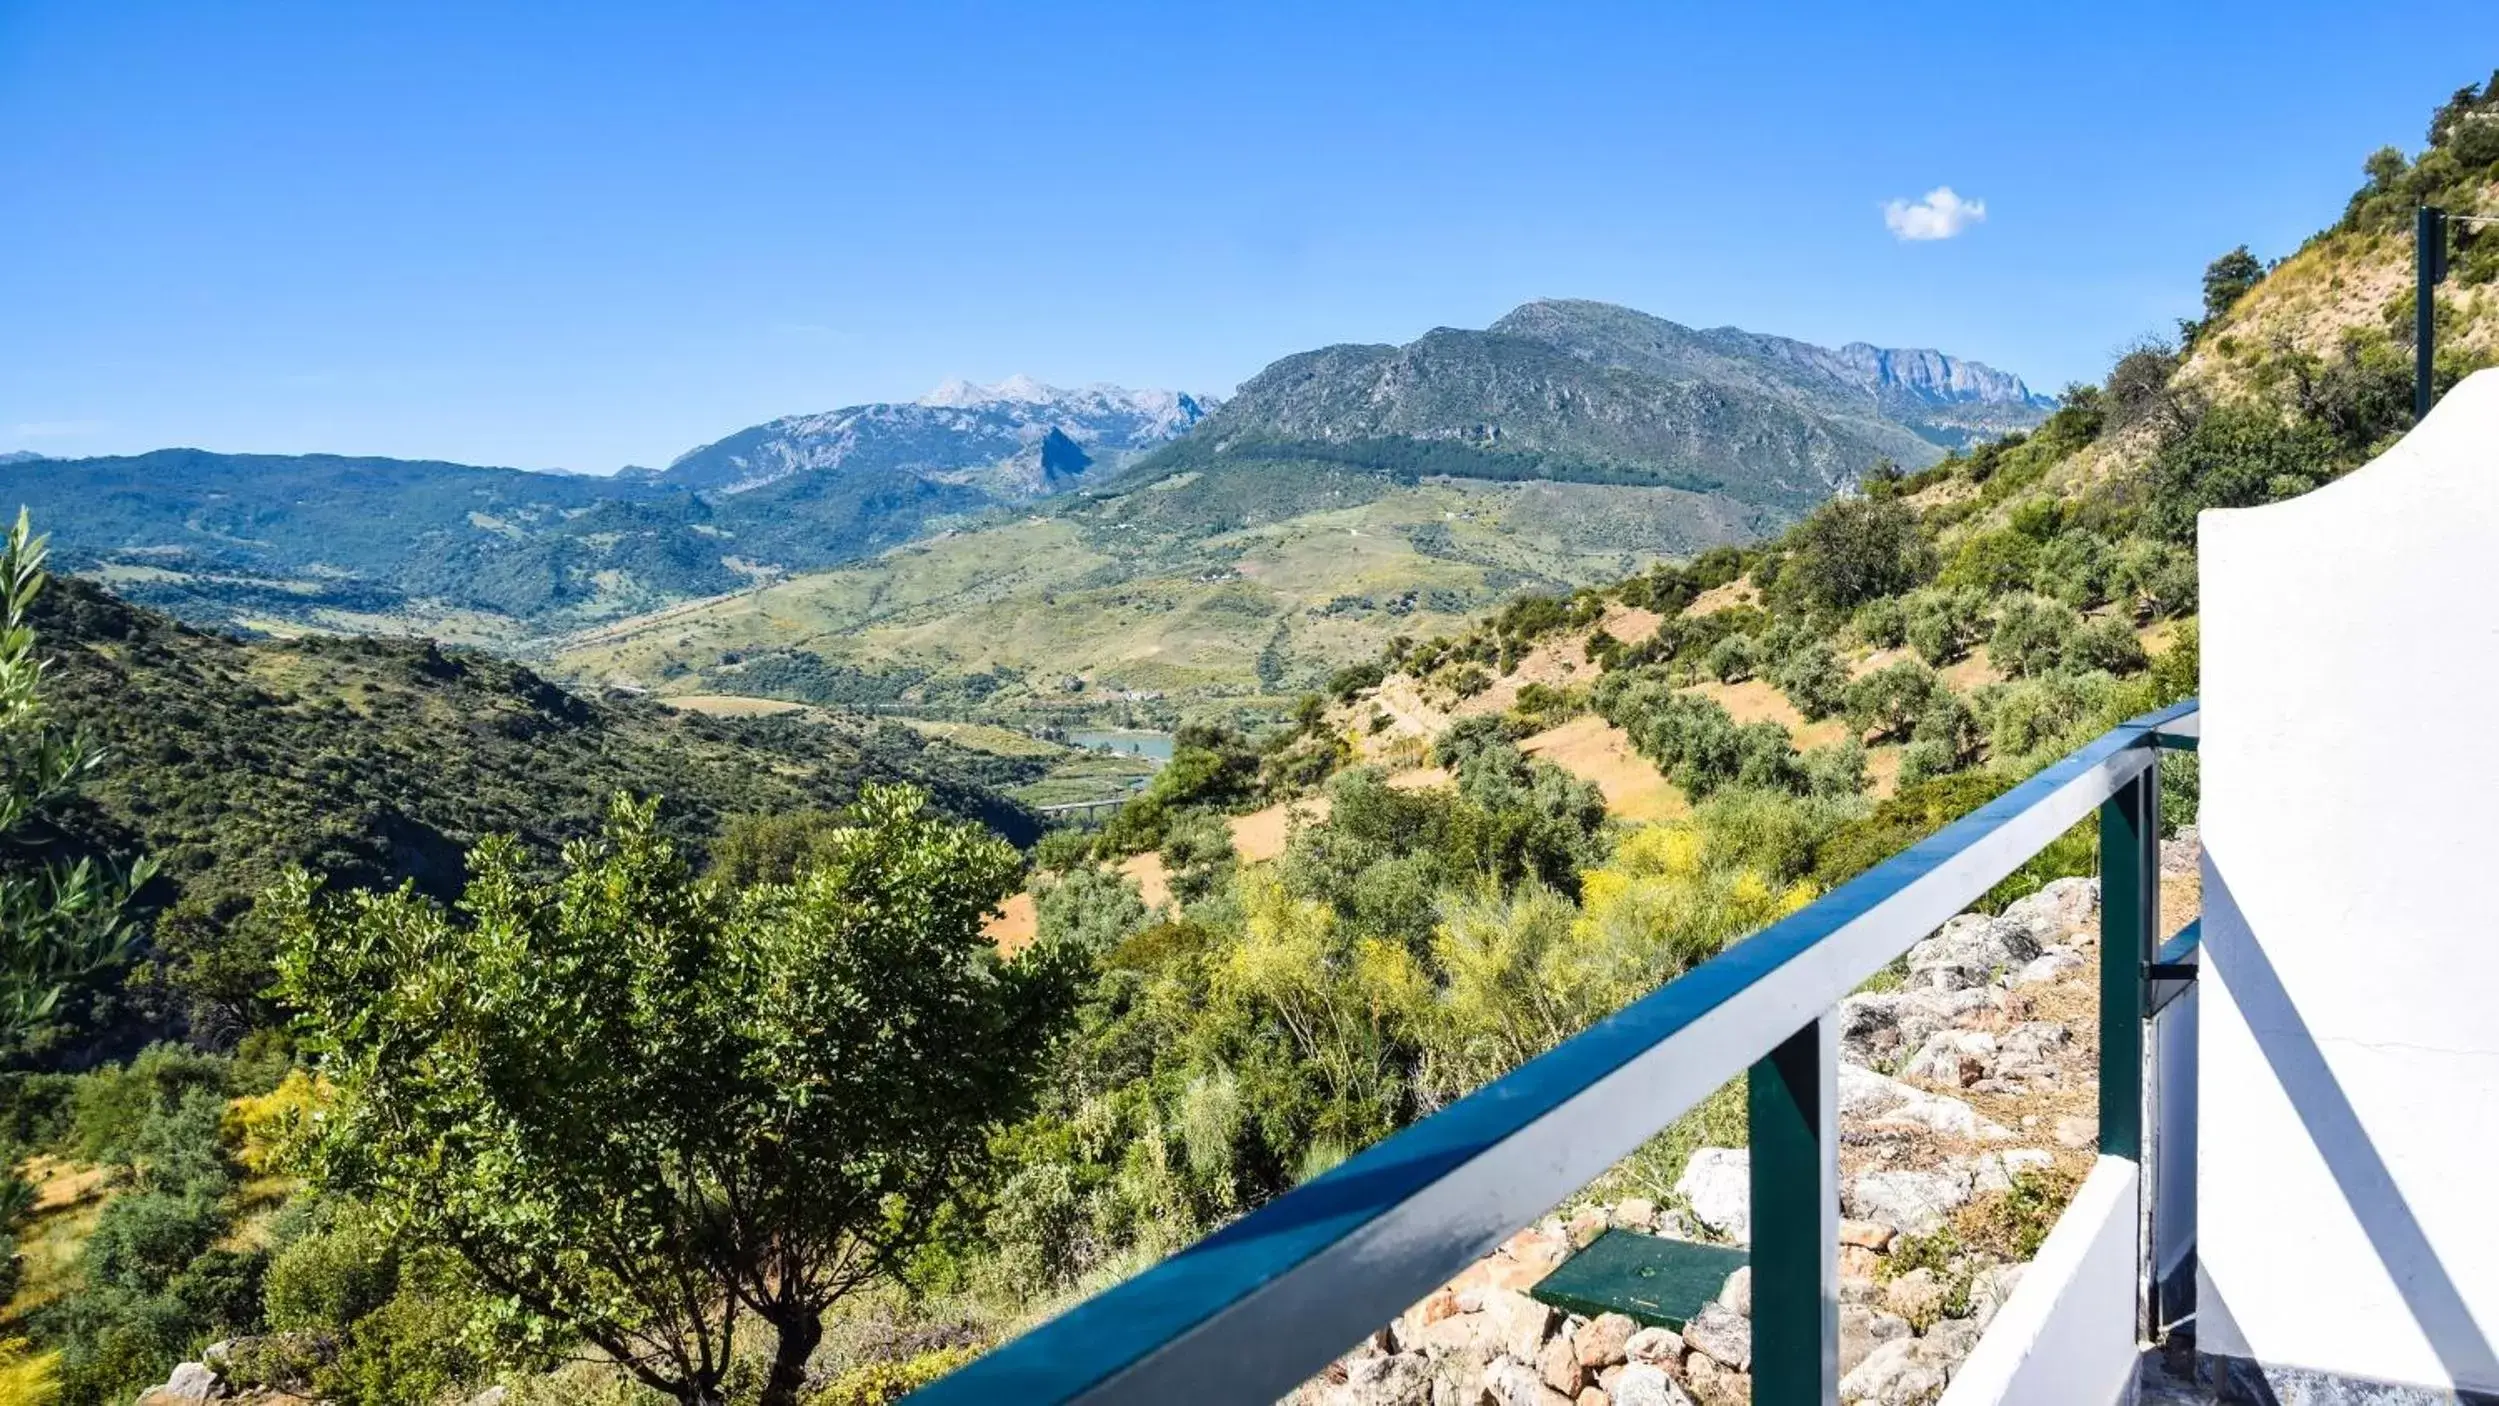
[1902,587,1984,667]
[2032,531,2109,609]
[1801,740,1868,799]
[816,1346,983,1406]
[2065,617,2149,676]
[1844,662,1941,743]
[1780,498,1933,612]
[1989,595,2082,678]
[1769,642,1849,721]
[2149,402,2338,539]
[1704,635,1756,684]
[1853,596,1907,649]
[1938,529,2041,597]
[1325,661,1386,702]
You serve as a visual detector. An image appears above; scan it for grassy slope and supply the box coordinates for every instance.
[542,474,1770,708]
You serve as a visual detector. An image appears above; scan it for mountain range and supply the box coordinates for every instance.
[0,300,2047,651]
[658,376,1215,498]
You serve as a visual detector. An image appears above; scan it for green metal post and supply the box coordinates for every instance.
[2418,205,2446,423]
[1749,1014,1837,1406]
[2098,762,2158,1160]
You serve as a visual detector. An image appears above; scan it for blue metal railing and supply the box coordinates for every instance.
[910,699,2201,1405]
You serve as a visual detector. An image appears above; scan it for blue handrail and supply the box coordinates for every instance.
[908,698,2199,1405]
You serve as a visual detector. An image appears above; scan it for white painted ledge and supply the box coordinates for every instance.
[1939,1155,2141,1406]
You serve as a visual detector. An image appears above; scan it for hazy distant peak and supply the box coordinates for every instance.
[918,373,1063,408]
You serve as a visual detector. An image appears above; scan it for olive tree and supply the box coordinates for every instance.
[0,510,154,1049]
[271,785,1085,1406]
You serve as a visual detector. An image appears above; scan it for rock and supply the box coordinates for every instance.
[1682,1354,1723,1400]
[1838,1218,1896,1251]
[1335,1352,1434,1406]
[1836,987,2004,1068]
[2160,827,2201,879]
[1576,1313,1638,1369]
[1715,1265,1750,1318]
[1622,1326,1682,1366]
[1993,1022,2071,1079]
[2052,1114,2097,1150]
[466,1389,510,1406]
[2001,876,2098,941]
[1906,912,2042,989]
[1882,1267,1947,1328]
[1416,1288,1462,1326]
[1839,1302,1912,1375]
[1542,1334,1588,1396]
[1680,1303,1750,1371]
[2013,948,2086,986]
[1416,1310,1500,1359]
[1674,1148,1751,1244]
[1577,1389,1609,1406]
[1568,1209,1610,1249]
[1611,1363,1696,1406]
[1839,1338,1947,1404]
[1843,1167,1973,1236]
[1900,1028,1995,1088]
[1485,1356,1571,1406]
[1839,1062,2011,1141]
[1922,1314,1984,1363]
[137,1362,226,1404]
[1972,1147,2056,1195]
[1970,1263,2026,1330]
[1614,1197,1658,1230]
[1486,1289,1559,1361]
[1839,1244,1887,1284]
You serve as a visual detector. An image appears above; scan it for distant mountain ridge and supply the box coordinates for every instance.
[662,376,1213,498]
[1488,301,2053,448]
[1129,299,2052,522]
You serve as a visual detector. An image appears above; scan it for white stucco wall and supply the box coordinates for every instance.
[1939,1157,2141,1406]
[2197,369,2499,1391]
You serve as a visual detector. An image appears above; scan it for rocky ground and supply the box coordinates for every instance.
[1293,830,2203,1406]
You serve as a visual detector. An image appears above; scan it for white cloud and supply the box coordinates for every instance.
[1883,187,1987,242]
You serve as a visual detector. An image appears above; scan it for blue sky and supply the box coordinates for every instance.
[4,1,2495,472]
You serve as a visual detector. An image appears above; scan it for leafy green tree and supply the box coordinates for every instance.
[1844,661,1941,744]
[2150,402,2339,538]
[1853,595,1907,650]
[1780,497,1932,612]
[271,786,1086,1406]
[0,512,154,1050]
[1989,595,2083,678]
[1769,641,1849,721]
[2202,245,2265,323]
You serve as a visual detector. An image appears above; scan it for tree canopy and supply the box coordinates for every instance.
[271,785,1085,1406]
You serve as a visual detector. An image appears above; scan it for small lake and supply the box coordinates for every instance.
[1067,728,1174,762]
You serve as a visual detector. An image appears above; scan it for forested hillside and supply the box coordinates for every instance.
[4,69,2497,1406]
[21,579,1037,1055]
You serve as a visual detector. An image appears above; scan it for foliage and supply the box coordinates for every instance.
[1768,640,1849,722]
[1777,497,1933,612]
[1902,586,1985,667]
[2201,245,2265,324]
[1844,661,1940,744]
[271,786,1087,1406]
[1987,595,2082,679]
[2148,402,2340,540]
[0,514,155,1056]
[812,1346,983,1406]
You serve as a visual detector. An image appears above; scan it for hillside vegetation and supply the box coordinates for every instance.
[20,579,1036,1056]
[547,300,2051,715]
[7,73,2499,1406]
